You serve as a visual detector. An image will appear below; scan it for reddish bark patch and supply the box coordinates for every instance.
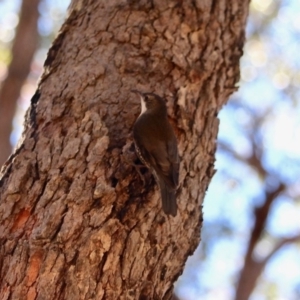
[12,208,30,231]
[26,250,43,287]
[27,286,37,300]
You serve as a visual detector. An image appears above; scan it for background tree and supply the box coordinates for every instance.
[0,0,40,167]
[0,0,249,299]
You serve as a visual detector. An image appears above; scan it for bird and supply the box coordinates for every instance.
[132,90,179,216]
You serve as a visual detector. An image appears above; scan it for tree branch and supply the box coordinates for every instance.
[0,0,40,167]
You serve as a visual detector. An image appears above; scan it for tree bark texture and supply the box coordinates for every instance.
[0,0,40,168]
[0,0,249,299]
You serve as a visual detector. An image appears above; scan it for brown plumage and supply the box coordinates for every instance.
[132,91,179,216]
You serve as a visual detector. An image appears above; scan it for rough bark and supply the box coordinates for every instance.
[0,0,249,299]
[0,0,40,167]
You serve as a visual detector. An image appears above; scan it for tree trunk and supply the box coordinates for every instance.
[0,0,40,167]
[0,0,249,299]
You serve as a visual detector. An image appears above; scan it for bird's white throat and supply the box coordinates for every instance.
[139,96,147,116]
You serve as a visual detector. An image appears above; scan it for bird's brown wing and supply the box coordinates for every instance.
[166,136,179,187]
[145,138,179,189]
[133,115,179,188]
[139,138,178,216]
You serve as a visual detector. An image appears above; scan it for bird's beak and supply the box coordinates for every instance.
[131,89,143,97]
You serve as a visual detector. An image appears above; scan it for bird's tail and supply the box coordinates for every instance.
[158,178,177,216]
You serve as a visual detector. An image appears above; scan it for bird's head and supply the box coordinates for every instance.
[131,90,167,116]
